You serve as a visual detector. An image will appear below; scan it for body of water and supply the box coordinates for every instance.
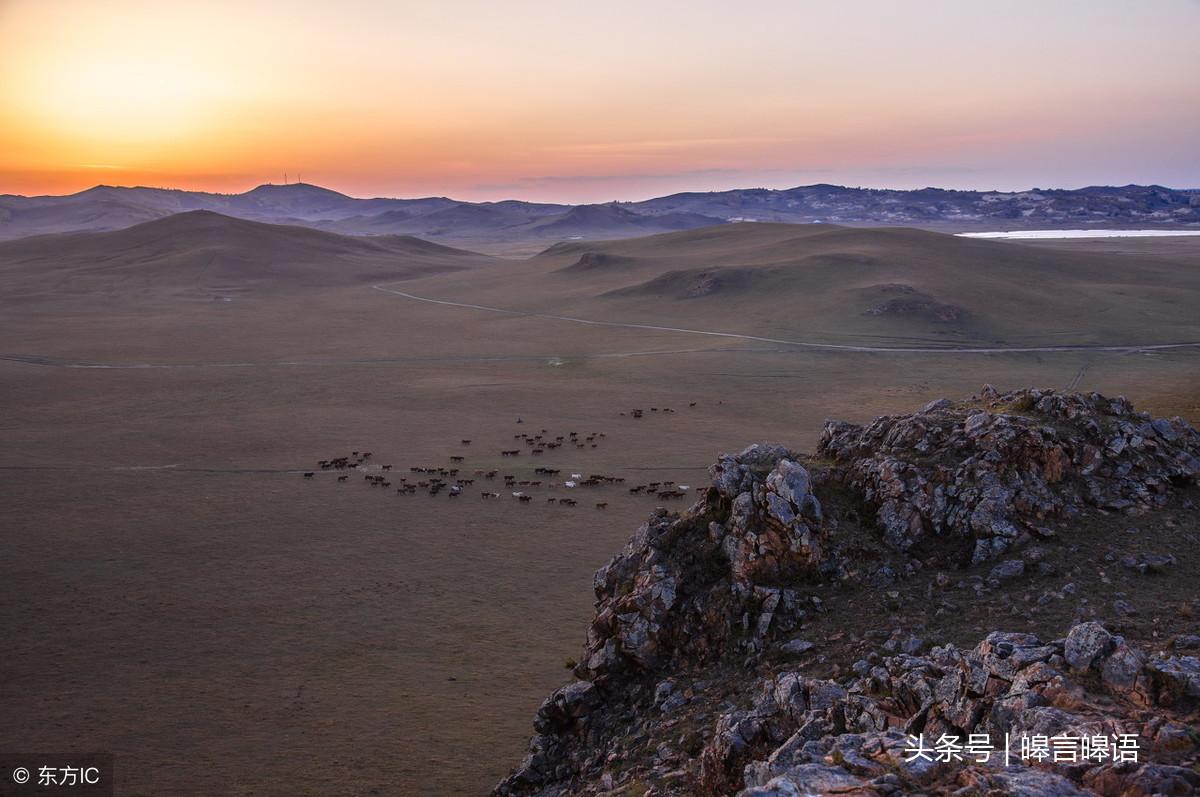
[958,229,1200,240]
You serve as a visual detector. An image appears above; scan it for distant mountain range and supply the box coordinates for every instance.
[2,181,1197,250]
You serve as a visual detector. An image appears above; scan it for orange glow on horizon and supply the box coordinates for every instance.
[2,0,1198,203]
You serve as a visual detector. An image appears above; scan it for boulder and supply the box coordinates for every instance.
[988,559,1025,582]
[1063,622,1114,671]
[532,681,599,735]
[1146,655,1200,706]
[780,638,815,657]
[1120,552,1178,574]
[1100,642,1146,694]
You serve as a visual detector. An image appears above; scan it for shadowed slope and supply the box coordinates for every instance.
[0,210,497,307]
[523,204,726,237]
[402,222,1200,347]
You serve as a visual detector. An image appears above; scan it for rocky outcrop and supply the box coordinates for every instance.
[864,296,964,322]
[818,387,1199,563]
[706,624,1199,796]
[575,444,826,682]
[494,389,1200,796]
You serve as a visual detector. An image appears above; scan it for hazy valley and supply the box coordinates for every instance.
[4,182,1198,255]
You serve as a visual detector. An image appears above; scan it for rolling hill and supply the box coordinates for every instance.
[521,204,726,238]
[3,206,1198,350]
[0,210,497,307]
[409,222,1200,348]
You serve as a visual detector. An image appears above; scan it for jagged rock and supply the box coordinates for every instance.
[953,766,1092,796]
[743,728,953,789]
[572,445,828,684]
[1064,621,1114,671]
[533,681,599,735]
[739,763,871,796]
[1082,761,1200,795]
[1146,655,1200,707]
[818,388,1199,563]
[1100,642,1146,694]
[692,621,1198,797]
[1146,718,1197,753]
[727,457,824,585]
[712,443,794,499]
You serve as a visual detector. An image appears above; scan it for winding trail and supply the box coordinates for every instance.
[1065,364,1090,392]
[371,284,1200,355]
[0,346,747,370]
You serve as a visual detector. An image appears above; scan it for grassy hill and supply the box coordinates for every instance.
[409,222,1200,347]
[0,210,496,307]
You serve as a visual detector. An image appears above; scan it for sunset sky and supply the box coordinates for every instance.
[2,0,1198,202]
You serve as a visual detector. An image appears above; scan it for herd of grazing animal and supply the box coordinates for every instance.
[627,480,691,500]
[621,406,681,418]
[301,405,702,511]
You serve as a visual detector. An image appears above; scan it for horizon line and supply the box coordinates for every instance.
[8,179,1199,207]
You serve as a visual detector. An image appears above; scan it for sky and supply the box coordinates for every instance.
[1,0,1198,202]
